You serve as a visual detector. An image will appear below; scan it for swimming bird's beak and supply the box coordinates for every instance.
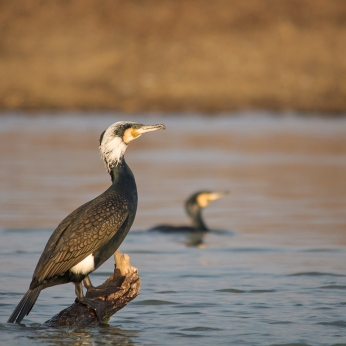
[197,191,229,208]
[208,191,229,202]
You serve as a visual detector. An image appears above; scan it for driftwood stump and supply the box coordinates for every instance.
[44,251,140,327]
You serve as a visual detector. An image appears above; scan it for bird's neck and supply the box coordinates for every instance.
[186,203,207,231]
[109,157,135,184]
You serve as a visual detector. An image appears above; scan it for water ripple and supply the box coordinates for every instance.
[179,275,218,280]
[216,288,276,294]
[172,302,218,308]
[270,343,312,346]
[181,327,222,332]
[288,272,346,277]
[319,285,346,290]
[216,288,246,293]
[250,289,277,293]
[157,291,177,294]
[168,332,205,338]
[134,299,179,306]
[301,248,345,253]
[268,321,294,325]
[211,247,284,253]
[317,321,346,328]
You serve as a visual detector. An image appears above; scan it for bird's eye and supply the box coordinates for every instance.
[131,125,138,129]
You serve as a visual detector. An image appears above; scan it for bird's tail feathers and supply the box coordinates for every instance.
[7,286,42,324]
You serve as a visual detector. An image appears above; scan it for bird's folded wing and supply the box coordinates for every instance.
[33,199,93,277]
[33,192,129,282]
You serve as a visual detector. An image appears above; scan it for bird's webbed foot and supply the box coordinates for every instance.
[84,275,125,299]
[75,281,105,323]
[76,296,105,323]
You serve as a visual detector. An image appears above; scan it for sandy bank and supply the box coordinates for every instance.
[0,0,345,113]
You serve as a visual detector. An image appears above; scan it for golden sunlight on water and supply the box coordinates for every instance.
[0,114,345,245]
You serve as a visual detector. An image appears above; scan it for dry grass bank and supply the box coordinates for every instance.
[0,0,345,113]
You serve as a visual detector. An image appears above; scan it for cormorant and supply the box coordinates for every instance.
[149,190,228,233]
[8,121,165,324]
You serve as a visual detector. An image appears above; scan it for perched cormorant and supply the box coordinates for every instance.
[8,121,165,324]
[149,190,228,233]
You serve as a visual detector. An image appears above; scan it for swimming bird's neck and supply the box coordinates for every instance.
[186,204,208,231]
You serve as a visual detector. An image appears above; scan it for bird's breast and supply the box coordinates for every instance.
[70,253,95,275]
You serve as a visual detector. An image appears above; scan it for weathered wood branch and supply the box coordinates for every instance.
[44,251,140,327]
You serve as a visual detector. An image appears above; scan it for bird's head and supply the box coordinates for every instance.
[99,121,166,172]
[185,190,229,230]
[189,190,229,209]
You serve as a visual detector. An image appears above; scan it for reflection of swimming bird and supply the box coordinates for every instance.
[8,121,165,324]
[150,191,228,233]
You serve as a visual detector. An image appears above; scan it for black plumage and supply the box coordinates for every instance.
[8,121,165,324]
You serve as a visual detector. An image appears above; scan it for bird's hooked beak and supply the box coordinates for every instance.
[125,123,165,141]
[134,124,166,137]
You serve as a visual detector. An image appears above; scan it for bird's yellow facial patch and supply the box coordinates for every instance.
[196,193,211,208]
[123,128,141,144]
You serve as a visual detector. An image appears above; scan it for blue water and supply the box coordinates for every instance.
[1,228,346,345]
[0,113,346,345]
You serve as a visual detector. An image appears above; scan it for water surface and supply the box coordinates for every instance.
[0,113,346,345]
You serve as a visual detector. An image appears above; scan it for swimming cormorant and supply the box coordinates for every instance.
[149,190,228,233]
[8,121,165,324]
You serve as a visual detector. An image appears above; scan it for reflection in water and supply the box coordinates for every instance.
[168,229,234,248]
[5,324,138,346]
[185,231,207,248]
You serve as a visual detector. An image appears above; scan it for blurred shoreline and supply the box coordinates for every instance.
[0,0,345,114]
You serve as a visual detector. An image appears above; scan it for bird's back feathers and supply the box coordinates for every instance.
[32,187,129,287]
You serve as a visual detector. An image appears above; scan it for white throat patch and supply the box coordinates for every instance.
[99,124,128,171]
